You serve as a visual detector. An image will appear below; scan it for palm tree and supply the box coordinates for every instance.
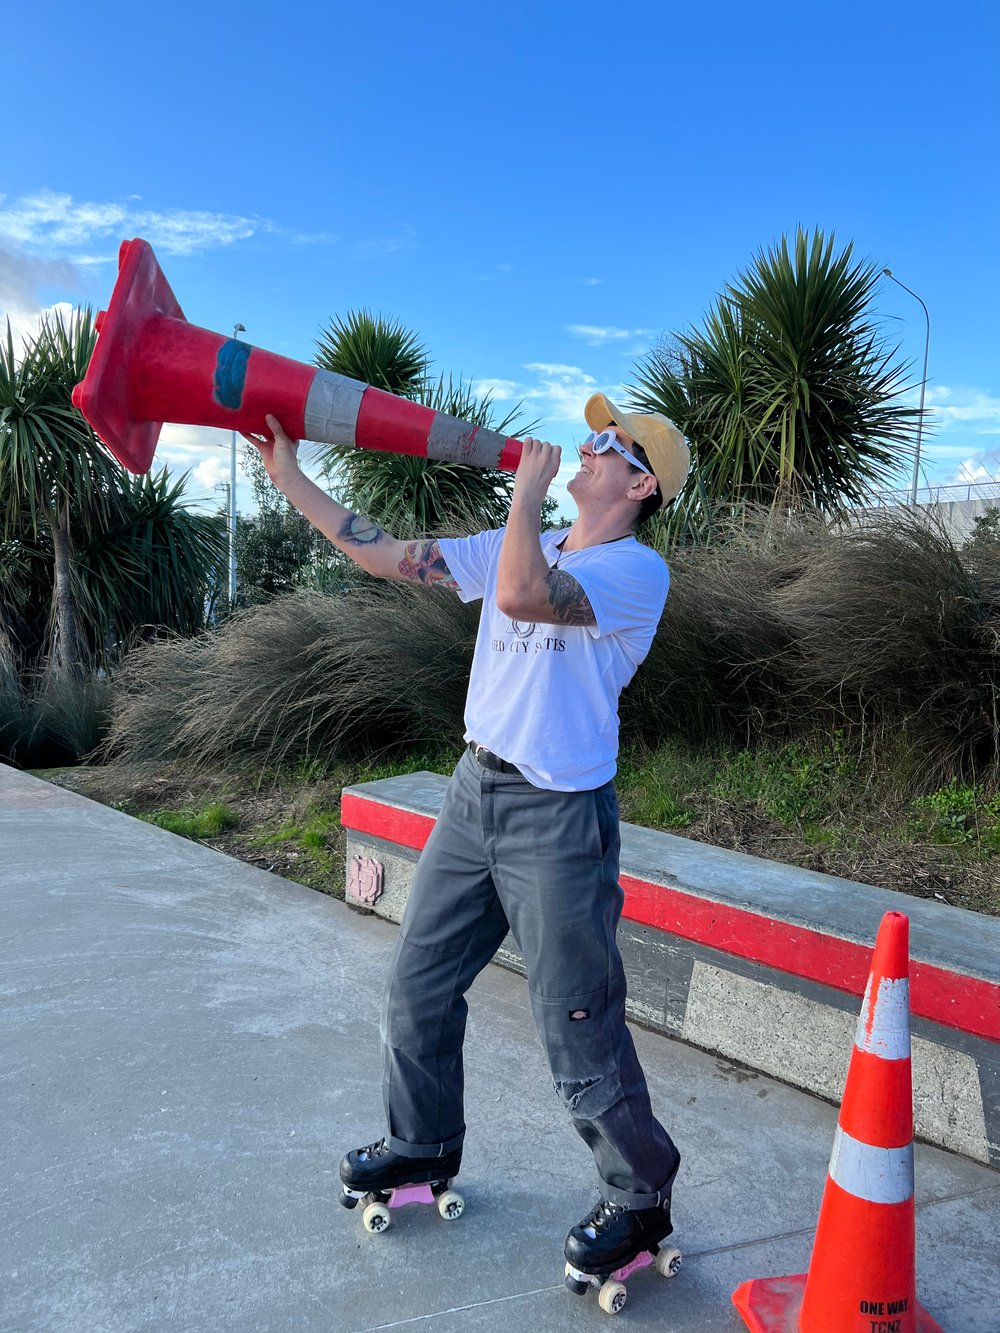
[312,311,534,536]
[0,310,228,681]
[0,310,118,678]
[630,228,920,545]
[76,469,228,656]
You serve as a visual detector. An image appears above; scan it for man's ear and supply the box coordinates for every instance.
[629,473,659,503]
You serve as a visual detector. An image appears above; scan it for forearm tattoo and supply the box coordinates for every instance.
[546,570,596,626]
[398,540,458,590]
[339,513,385,546]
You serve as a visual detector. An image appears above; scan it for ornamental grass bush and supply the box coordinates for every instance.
[0,663,112,766]
[624,506,1000,782]
[102,507,1000,788]
[102,584,478,771]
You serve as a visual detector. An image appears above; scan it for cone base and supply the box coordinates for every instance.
[732,1275,945,1333]
[73,238,182,473]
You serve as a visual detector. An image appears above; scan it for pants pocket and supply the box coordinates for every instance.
[530,987,624,1120]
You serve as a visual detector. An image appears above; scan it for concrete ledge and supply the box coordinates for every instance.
[341,773,1000,1169]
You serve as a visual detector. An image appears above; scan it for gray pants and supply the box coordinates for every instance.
[380,746,679,1209]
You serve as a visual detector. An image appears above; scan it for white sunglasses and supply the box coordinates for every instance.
[581,429,654,477]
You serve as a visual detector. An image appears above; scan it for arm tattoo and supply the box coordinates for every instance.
[397,540,459,590]
[546,570,596,626]
[339,513,385,546]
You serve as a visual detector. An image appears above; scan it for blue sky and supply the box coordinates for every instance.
[4,0,999,520]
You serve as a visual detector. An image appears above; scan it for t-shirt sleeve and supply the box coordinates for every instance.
[437,529,506,603]
[572,547,670,639]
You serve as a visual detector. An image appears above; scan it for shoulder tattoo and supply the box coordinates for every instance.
[546,570,596,626]
[398,540,458,590]
[338,513,385,546]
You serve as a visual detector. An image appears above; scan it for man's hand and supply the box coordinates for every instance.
[241,414,301,490]
[513,437,561,512]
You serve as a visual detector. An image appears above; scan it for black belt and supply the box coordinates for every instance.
[469,742,521,775]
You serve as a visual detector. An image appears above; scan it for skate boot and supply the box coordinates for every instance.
[339,1137,464,1233]
[564,1197,682,1315]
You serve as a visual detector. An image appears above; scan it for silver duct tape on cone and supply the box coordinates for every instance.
[303,370,367,446]
[426,414,509,468]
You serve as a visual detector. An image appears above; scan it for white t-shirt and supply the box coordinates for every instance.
[438,527,669,791]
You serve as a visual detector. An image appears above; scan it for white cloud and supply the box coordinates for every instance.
[952,456,1000,485]
[522,363,600,421]
[1,299,75,354]
[582,277,602,286]
[921,384,1000,434]
[0,190,338,262]
[0,190,261,258]
[565,324,655,347]
[472,362,607,426]
[469,377,523,400]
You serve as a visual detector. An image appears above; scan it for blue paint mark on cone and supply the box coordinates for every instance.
[214,339,252,410]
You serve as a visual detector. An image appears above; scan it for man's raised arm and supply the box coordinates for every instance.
[244,414,457,590]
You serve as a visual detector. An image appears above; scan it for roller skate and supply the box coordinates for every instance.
[563,1197,681,1315]
[338,1137,464,1233]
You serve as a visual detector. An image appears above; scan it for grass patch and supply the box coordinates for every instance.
[908,779,1000,851]
[141,801,240,839]
[617,736,999,916]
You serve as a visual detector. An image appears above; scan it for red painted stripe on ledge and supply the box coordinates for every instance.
[618,874,999,1043]
[341,792,1000,1042]
[342,792,434,852]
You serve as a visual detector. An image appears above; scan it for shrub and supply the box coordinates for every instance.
[0,664,112,766]
[102,585,478,770]
[624,506,1000,781]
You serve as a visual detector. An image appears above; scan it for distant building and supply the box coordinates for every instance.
[857,479,1000,545]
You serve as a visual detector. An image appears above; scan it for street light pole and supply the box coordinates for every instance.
[229,322,246,603]
[882,269,930,506]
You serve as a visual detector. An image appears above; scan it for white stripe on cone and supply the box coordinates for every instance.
[854,976,911,1061]
[828,1126,915,1204]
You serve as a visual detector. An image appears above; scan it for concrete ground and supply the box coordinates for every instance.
[2,765,998,1333]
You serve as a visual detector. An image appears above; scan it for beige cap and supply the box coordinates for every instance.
[584,392,690,509]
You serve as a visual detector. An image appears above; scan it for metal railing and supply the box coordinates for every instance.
[865,480,1000,508]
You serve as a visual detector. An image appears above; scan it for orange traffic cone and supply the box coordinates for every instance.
[732,910,945,1333]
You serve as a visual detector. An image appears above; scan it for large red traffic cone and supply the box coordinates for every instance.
[71,238,524,475]
[732,911,945,1333]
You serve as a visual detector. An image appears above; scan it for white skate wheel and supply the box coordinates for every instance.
[362,1201,391,1233]
[564,1264,589,1296]
[655,1245,682,1278]
[437,1189,464,1220]
[598,1279,627,1314]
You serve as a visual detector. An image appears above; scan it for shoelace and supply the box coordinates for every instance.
[581,1197,627,1238]
[359,1138,389,1161]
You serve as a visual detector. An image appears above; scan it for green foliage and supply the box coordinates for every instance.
[234,444,329,606]
[616,742,715,829]
[0,672,112,766]
[0,309,114,539]
[630,228,919,547]
[710,736,858,825]
[314,310,427,394]
[314,310,533,536]
[962,505,1000,577]
[80,468,228,646]
[141,802,240,838]
[910,780,1000,850]
[0,309,226,686]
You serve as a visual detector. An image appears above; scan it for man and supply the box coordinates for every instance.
[247,392,690,1280]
